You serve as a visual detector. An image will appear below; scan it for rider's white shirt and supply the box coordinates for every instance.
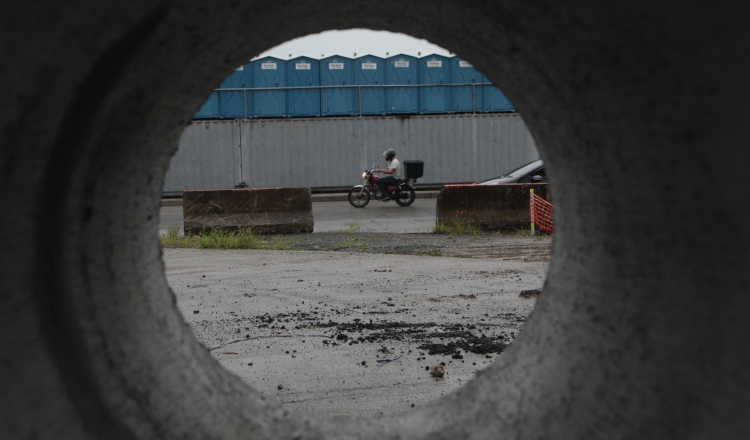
[388,158,402,179]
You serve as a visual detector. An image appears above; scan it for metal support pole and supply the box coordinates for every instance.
[243,88,247,119]
[472,82,476,114]
[236,119,246,188]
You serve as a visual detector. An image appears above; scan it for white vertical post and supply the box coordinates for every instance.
[530,189,535,235]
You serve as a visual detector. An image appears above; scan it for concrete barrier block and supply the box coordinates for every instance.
[436,184,550,231]
[183,188,314,234]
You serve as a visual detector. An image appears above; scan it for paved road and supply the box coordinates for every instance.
[158,198,437,236]
[312,198,436,233]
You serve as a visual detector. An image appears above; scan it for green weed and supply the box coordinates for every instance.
[514,227,535,237]
[160,225,191,247]
[331,222,361,235]
[167,225,180,241]
[334,236,367,252]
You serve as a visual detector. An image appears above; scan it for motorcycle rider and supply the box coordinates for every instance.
[375,149,401,201]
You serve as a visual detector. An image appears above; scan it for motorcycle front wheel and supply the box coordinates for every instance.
[395,186,416,207]
[348,187,371,208]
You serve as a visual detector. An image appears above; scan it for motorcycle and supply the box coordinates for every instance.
[348,164,417,208]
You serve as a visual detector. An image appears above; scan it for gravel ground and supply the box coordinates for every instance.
[164,233,552,418]
[269,231,552,261]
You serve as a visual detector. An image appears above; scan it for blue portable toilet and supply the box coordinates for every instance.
[385,54,419,115]
[242,62,253,118]
[287,56,320,117]
[193,90,219,119]
[451,57,482,113]
[482,74,515,113]
[418,54,452,114]
[252,56,287,118]
[320,55,356,116]
[218,64,249,118]
[354,55,386,115]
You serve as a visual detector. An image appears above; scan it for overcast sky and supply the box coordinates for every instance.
[256,29,451,60]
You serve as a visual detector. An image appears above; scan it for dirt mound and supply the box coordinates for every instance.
[519,289,540,298]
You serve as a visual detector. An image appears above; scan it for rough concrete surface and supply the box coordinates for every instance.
[2,1,749,439]
[164,248,545,418]
[183,188,314,234]
[436,184,550,230]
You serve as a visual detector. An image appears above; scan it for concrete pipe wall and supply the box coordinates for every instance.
[1,1,748,439]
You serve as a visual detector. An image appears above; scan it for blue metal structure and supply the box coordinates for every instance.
[482,73,515,112]
[451,57,482,113]
[418,54,452,114]
[193,55,515,120]
[385,54,419,114]
[320,55,356,116]
[194,91,220,119]
[287,56,320,117]
[253,56,286,118]
[218,64,249,118]
[354,55,386,115]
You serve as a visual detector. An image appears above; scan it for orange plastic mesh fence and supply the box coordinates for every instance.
[530,192,554,234]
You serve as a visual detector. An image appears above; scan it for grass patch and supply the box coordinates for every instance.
[195,228,261,249]
[433,221,483,235]
[334,236,367,253]
[160,226,297,250]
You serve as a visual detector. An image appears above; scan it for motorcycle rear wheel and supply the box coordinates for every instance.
[348,187,370,208]
[395,187,416,207]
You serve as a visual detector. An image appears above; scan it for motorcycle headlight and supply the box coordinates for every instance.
[362,172,367,179]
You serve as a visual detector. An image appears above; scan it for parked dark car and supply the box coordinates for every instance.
[475,159,546,185]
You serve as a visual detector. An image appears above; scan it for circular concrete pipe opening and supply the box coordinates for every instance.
[162,29,548,414]
[5,2,749,439]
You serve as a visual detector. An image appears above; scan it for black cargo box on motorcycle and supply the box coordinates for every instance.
[403,160,424,179]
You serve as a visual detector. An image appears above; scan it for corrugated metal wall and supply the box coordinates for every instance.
[163,114,538,193]
[165,120,241,191]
